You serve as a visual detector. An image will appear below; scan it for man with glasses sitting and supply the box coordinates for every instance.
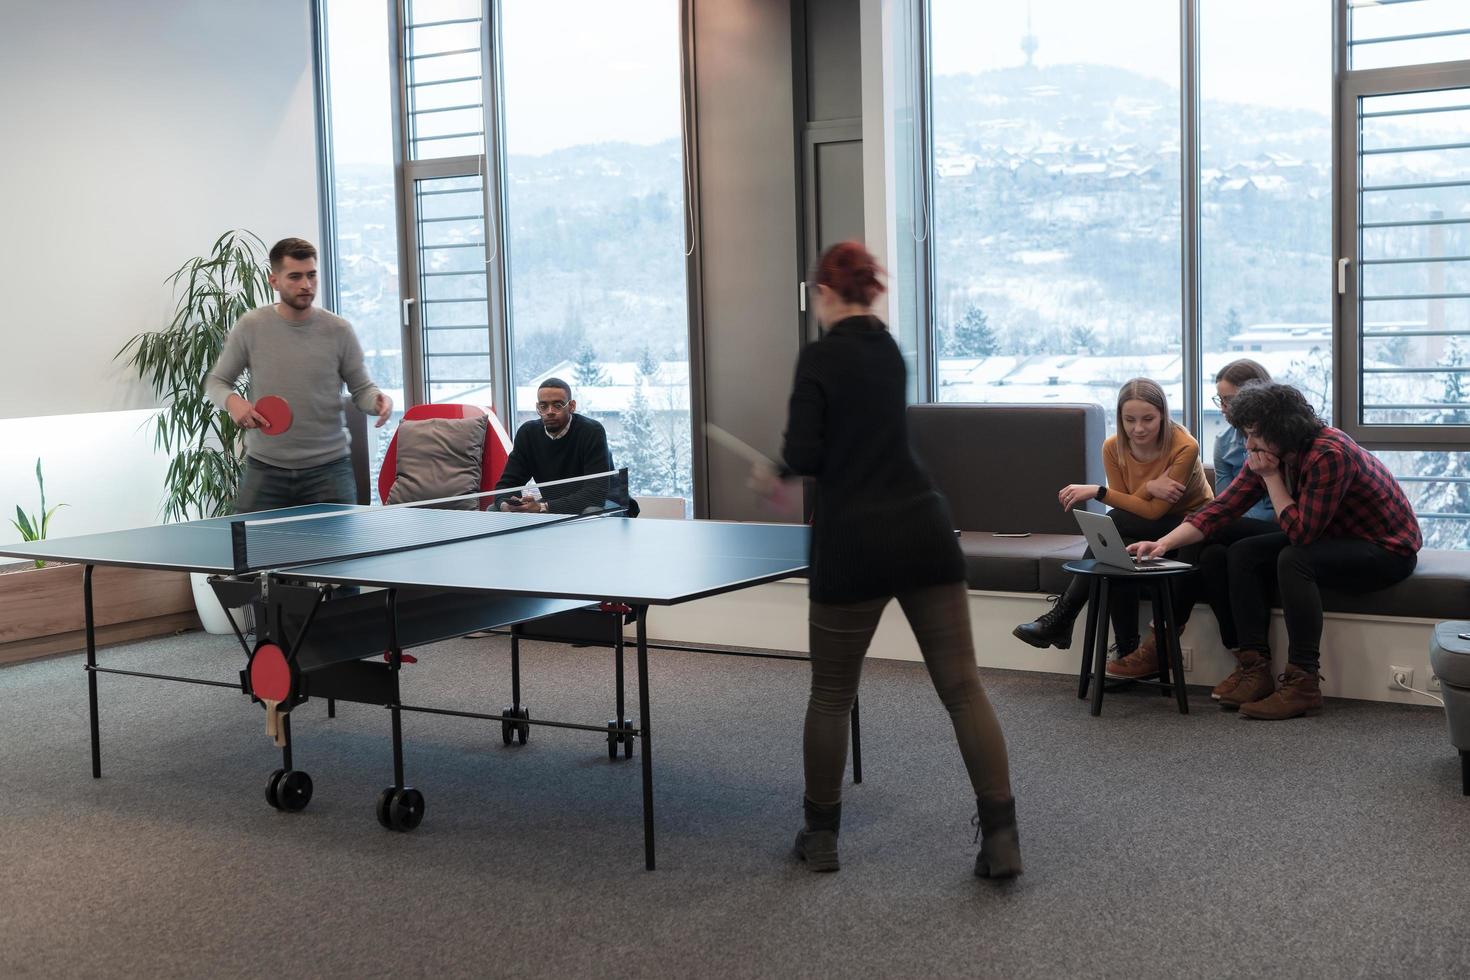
[494,377,635,516]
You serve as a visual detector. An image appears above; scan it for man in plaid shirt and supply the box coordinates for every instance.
[1129,383,1420,720]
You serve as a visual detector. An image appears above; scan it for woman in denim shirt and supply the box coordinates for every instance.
[1199,359,1279,702]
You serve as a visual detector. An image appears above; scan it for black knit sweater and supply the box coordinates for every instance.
[494,414,620,515]
[780,315,965,603]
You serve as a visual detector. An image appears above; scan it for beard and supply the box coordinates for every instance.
[283,292,314,311]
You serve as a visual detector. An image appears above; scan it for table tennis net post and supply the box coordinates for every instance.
[228,468,631,574]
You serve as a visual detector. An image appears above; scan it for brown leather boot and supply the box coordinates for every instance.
[1212,649,1255,701]
[1239,665,1324,720]
[1218,650,1273,710]
[1106,633,1160,679]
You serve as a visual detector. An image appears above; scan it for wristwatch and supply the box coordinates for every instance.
[1095,486,1108,501]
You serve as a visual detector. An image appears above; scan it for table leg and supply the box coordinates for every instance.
[636,607,655,870]
[1078,579,1101,700]
[850,695,863,784]
[1149,586,1170,696]
[1162,580,1189,715]
[1089,578,1111,717]
[84,565,101,779]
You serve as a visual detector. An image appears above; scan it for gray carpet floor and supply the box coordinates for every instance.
[1,629,1467,979]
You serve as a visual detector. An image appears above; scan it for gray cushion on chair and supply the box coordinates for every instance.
[386,415,488,508]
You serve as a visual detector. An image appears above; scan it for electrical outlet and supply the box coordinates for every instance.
[1428,672,1442,692]
[1389,665,1414,692]
[1179,646,1194,672]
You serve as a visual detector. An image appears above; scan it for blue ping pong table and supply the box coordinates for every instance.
[0,500,810,870]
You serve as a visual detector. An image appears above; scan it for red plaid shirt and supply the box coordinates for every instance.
[1185,427,1421,557]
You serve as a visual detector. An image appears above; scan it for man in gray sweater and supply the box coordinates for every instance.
[205,237,393,513]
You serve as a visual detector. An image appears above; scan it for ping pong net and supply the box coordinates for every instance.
[227,468,631,574]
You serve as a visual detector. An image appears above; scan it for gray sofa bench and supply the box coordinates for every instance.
[907,402,1470,621]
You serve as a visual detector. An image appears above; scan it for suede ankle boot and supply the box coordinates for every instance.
[1218,650,1274,709]
[1012,587,1087,650]
[973,796,1023,880]
[794,797,841,872]
[1239,664,1324,720]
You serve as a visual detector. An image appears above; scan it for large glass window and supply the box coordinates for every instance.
[1349,0,1470,71]
[499,0,692,506]
[929,0,1182,427]
[322,0,407,490]
[1198,0,1333,462]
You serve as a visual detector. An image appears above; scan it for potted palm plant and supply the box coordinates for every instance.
[117,230,273,632]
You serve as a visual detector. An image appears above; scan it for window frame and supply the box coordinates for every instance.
[1337,56,1470,449]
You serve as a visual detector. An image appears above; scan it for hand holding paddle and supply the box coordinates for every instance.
[225,394,270,431]
[254,395,293,435]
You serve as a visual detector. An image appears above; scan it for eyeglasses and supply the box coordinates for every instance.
[536,400,568,413]
[1211,394,1233,409]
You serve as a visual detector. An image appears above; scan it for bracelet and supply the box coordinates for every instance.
[1096,486,1108,501]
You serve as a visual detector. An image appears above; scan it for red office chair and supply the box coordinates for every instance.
[373,403,513,664]
[377,402,514,507]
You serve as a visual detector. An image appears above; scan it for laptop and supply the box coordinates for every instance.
[1073,510,1192,573]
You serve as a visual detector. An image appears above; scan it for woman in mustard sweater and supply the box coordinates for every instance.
[1013,378,1212,678]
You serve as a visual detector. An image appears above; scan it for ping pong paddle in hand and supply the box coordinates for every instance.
[255,395,293,435]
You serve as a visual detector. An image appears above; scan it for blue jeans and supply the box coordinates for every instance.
[234,456,357,514]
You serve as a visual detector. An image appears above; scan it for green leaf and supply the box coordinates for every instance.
[14,506,35,541]
[40,503,66,539]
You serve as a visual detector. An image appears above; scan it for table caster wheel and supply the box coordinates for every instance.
[516,707,530,745]
[376,787,395,829]
[276,770,313,812]
[501,707,515,746]
[622,730,634,759]
[607,722,620,760]
[387,787,425,832]
[266,768,287,810]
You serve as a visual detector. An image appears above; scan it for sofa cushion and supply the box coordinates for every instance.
[957,533,1087,593]
[1319,549,1470,620]
[909,403,1106,535]
[1038,536,1092,593]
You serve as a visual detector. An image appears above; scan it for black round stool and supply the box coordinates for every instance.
[1062,559,1193,716]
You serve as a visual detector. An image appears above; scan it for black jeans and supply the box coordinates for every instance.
[1225,533,1418,672]
[1195,518,1280,649]
[1062,510,1201,651]
[805,581,1012,806]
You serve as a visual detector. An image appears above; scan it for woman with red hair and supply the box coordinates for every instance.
[757,241,1021,879]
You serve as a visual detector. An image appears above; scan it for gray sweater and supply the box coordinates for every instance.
[205,305,383,469]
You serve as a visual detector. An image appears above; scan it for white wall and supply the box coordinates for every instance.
[0,0,321,421]
[643,583,1449,711]
[0,1,320,535]
[0,412,173,545]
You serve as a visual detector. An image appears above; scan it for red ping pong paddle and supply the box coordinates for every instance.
[255,395,293,435]
[250,643,292,747]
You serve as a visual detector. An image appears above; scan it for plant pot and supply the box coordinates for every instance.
[190,572,239,635]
